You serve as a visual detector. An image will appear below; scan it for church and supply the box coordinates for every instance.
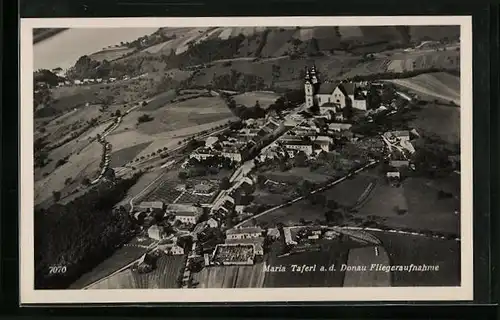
[304,65,367,112]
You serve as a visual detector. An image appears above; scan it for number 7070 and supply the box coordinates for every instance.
[49,265,67,274]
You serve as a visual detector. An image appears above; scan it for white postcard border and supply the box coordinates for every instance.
[20,16,473,304]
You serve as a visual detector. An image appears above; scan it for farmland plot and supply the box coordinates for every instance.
[109,142,152,168]
[70,244,147,289]
[263,241,352,287]
[132,255,185,288]
[388,72,460,105]
[232,91,281,108]
[374,232,460,286]
[410,103,460,145]
[343,245,391,287]
[193,263,266,288]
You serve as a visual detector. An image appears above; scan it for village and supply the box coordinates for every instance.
[124,64,437,288]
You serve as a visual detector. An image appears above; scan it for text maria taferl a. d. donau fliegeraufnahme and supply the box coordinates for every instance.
[20,16,473,304]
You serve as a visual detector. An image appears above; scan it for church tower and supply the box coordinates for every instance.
[304,67,314,108]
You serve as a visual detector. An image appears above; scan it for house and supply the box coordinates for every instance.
[190,148,216,161]
[328,123,352,132]
[159,242,185,255]
[226,227,263,240]
[147,225,167,240]
[386,171,401,185]
[137,201,164,211]
[166,204,203,225]
[259,148,280,162]
[207,218,219,228]
[235,205,246,215]
[73,80,82,85]
[390,160,410,168]
[221,149,242,162]
[284,140,314,156]
[133,211,147,223]
[384,130,410,142]
[96,78,103,83]
[175,184,187,192]
[205,136,219,148]
[219,199,235,215]
[313,136,333,152]
[292,125,319,136]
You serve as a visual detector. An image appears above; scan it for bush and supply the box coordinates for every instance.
[137,114,154,123]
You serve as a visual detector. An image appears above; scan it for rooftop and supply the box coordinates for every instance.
[226,227,263,235]
[317,82,338,95]
[138,201,164,209]
[166,204,203,216]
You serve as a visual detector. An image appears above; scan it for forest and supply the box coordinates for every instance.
[34,173,142,289]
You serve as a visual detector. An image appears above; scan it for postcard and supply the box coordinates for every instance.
[20,16,473,304]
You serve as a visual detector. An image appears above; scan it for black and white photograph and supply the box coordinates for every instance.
[20,16,473,304]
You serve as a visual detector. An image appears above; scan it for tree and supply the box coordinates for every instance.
[178,171,188,180]
[115,110,121,117]
[52,191,61,202]
[219,177,231,190]
[294,151,308,167]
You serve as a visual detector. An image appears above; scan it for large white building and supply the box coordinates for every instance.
[226,227,263,240]
[304,65,367,111]
[166,204,203,225]
[284,140,314,156]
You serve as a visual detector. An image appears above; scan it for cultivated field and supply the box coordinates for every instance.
[318,174,376,208]
[175,192,213,205]
[355,176,459,235]
[89,46,135,62]
[141,173,183,204]
[131,255,185,289]
[192,262,266,288]
[251,198,325,227]
[374,232,460,286]
[410,103,460,145]
[133,96,233,135]
[34,141,102,204]
[341,51,459,79]
[109,142,152,168]
[262,240,353,287]
[141,90,178,111]
[232,91,281,108]
[70,242,148,289]
[388,72,460,105]
[342,245,392,287]
[268,167,335,184]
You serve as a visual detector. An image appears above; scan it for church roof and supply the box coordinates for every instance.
[316,82,338,94]
[338,83,356,95]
